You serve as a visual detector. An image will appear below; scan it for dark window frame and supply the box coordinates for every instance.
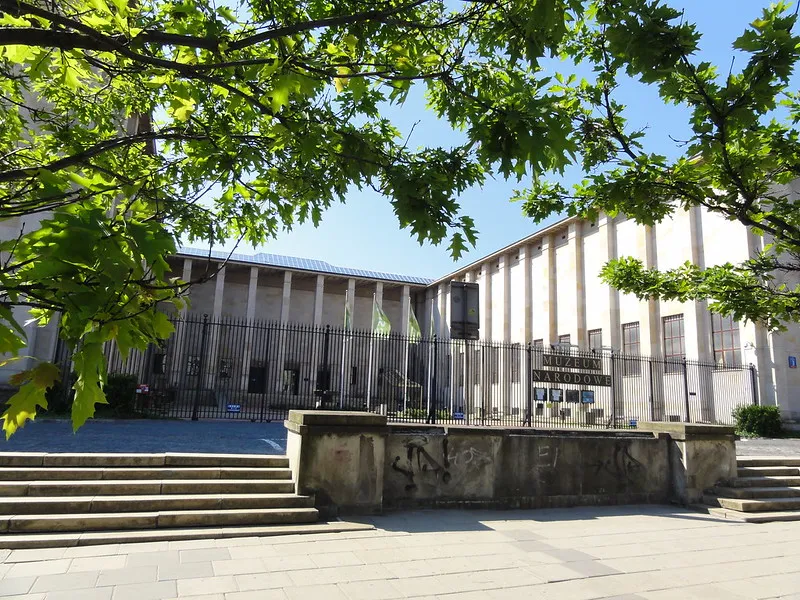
[711,313,742,368]
[621,322,641,376]
[662,314,685,373]
[588,329,603,351]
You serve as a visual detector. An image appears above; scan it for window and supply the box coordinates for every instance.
[712,313,741,367]
[557,334,571,354]
[622,322,640,376]
[490,347,500,384]
[186,355,200,376]
[153,353,166,375]
[218,358,232,379]
[510,344,521,383]
[472,349,481,385]
[662,314,685,373]
[558,334,571,345]
[533,339,544,348]
[316,367,331,390]
[589,329,603,351]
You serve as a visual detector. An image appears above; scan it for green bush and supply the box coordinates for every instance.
[44,370,75,415]
[104,373,139,416]
[733,404,782,438]
[397,408,451,420]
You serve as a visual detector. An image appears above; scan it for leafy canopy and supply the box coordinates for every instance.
[514,1,800,331]
[1,0,799,436]
[0,0,584,435]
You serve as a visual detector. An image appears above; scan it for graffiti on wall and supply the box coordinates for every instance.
[390,435,493,492]
[589,441,645,485]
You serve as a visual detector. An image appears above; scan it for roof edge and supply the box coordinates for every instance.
[430,213,579,286]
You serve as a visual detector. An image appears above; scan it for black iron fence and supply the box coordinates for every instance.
[58,315,758,428]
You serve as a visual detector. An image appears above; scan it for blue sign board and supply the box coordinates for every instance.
[790,356,797,369]
[226,404,241,413]
[453,411,465,420]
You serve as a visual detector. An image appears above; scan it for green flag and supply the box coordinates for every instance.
[408,306,421,341]
[343,292,352,331]
[372,296,391,335]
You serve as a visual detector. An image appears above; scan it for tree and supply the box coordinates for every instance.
[515,1,800,331]
[1,0,799,437]
[0,0,584,435]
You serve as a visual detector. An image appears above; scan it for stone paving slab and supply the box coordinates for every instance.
[1,505,799,598]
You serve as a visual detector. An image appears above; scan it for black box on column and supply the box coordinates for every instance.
[450,281,479,340]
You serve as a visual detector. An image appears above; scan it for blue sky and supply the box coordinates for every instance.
[210,1,781,280]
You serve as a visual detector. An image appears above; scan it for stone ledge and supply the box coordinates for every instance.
[638,421,737,440]
[287,410,387,427]
[386,422,656,439]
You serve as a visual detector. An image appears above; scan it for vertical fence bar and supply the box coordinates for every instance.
[525,343,532,427]
[682,358,691,423]
[750,364,759,406]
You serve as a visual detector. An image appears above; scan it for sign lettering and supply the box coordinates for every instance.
[531,368,612,387]
[542,354,601,371]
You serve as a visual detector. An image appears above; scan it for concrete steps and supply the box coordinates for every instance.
[0,467,294,481]
[0,452,323,548]
[0,520,374,549]
[701,456,800,522]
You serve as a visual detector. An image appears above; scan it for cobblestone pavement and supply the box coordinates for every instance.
[0,419,288,454]
[737,438,800,456]
[0,505,798,599]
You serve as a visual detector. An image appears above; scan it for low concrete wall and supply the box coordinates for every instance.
[285,411,736,516]
[385,426,669,510]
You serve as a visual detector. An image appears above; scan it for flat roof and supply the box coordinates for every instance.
[177,246,434,286]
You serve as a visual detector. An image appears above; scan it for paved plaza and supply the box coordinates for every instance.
[0,505,798,599]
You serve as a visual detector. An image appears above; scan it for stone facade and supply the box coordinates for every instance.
[3,199,799,422]
[427,203,800,422]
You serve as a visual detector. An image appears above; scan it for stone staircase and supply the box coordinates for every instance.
[703,456,800,522]
[0,452,368,548]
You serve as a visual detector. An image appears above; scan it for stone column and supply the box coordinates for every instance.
[687,206,716,422]
[273,271,292,393]
[171,258,193,385]
[203,265,225,390]
[313,275,325,326]
[239,266,259,392]
[637,224,664,420]
[309,275,327,403]
[481,262,492,340]
[601,215,621,352]
[438,282,448,338]
[568,222,588,349]
[541,234,557,345]
[400,285,411,336]
[499,255,511,414]
[520,245,533,343]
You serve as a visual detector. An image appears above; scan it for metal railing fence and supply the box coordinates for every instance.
[54,315,758,428]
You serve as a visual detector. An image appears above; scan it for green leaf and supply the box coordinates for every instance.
[1,363,59,439]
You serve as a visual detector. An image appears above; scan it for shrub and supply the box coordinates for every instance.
[733,404,782,438]
[397,408,451,420]
[104,373,139,416]
[44,370,75,415]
